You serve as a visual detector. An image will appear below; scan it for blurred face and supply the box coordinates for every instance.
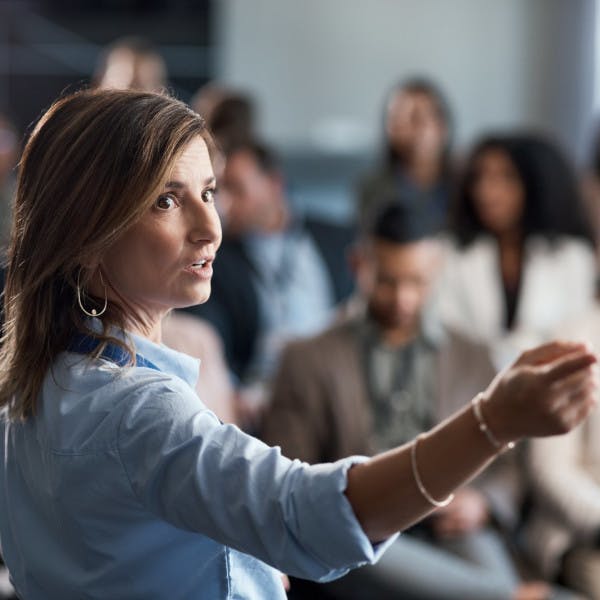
[471,149,525,235]
[219,150,281,235]
[99,136,222,332]
[98,48,166,92]
[356,238,441,333]
[0,116,17,181]
[386,90,447,160]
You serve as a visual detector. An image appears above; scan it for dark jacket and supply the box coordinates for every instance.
[182,218,355,381]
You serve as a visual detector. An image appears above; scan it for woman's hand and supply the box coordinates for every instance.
[481,342,598,445]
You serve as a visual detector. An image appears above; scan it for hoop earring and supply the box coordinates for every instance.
[77,270,108,318]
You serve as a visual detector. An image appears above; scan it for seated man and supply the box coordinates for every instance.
[262,204,550,600]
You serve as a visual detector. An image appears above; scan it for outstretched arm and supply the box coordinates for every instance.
[346,342,598,542]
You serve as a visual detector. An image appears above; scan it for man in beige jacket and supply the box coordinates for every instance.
[262,204,554,600]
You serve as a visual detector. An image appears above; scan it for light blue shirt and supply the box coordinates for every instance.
[0,327,394,599]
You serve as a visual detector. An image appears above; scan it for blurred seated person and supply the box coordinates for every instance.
[93,36,167,92]
[0,114,16,595]
[162,312,237,425]
[356,77,455,232]
[192,86,256,154]
[0,114,18,251]
[190,83,230,124]
[182,141,353,412]
[190,85,257,178]
[581,121,600,271]
[523,307,600,599]
[261,204,551,600]
[437,133,596,369]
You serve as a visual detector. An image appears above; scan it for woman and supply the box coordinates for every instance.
[0,89,596,599]
[356,77,454,231]
[438,134,596,368]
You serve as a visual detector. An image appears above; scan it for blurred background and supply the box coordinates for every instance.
[1,0,597,222]
[3,3,600,599]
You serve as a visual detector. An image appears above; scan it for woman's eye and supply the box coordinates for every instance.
[155,194,178,210]
[202,188,216,204]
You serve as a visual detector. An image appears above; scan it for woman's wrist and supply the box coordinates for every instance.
[471,393,516,452]
[480,386,524,445]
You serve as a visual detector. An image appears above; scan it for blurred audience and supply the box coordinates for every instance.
[437,133,595,368]
[522,309,600,599]
[261,204,552,600]
[0,115,18,600]
[193,87,256,155]
[0,114,18,252]
[183,141,355,425]
[93,36,167,92]
[356,77,454,232]
[191,84,257,178]
[582,122,600,271]
[190,82,231,124]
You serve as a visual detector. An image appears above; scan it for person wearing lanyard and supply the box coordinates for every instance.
[0,88,596,599]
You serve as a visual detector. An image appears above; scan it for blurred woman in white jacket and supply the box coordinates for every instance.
[437,134,596,369]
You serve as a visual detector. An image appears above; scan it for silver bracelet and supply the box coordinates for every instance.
[410,434,455,508]
[471,393,515,452]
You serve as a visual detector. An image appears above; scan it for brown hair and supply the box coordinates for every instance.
[0,88,209,420]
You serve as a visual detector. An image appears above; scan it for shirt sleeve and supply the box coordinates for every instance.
[117,377,396,582]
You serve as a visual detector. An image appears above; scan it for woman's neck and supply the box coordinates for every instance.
[495,229,523,252]
[130,320,163,344]
[495,230,524,290]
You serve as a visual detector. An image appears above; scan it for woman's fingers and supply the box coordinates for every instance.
[542,376,598,434]
[552,392,598,434]
[548,365,597,402]
[485,343,597,441]
[517,341,591,367]
[539,350,597,384]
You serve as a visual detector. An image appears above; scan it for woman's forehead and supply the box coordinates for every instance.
[167,136,214,181]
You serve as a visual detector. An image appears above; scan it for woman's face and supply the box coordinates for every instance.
[471,148,525,235]
[385,90,447,161]
[99,135,222,330]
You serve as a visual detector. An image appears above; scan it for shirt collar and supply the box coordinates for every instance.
[130,332,200,389]
[87,317,200,389]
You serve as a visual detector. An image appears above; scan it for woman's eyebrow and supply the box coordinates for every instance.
[164,176,216,189]
[164,180,186,190]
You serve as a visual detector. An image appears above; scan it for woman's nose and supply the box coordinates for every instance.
[189,203,222,248]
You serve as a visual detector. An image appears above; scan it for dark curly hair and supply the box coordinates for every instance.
[451,133,594,248]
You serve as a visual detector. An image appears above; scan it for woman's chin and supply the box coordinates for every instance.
[173,287,212,310]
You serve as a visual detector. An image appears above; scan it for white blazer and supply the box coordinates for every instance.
[435,235,596,368]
